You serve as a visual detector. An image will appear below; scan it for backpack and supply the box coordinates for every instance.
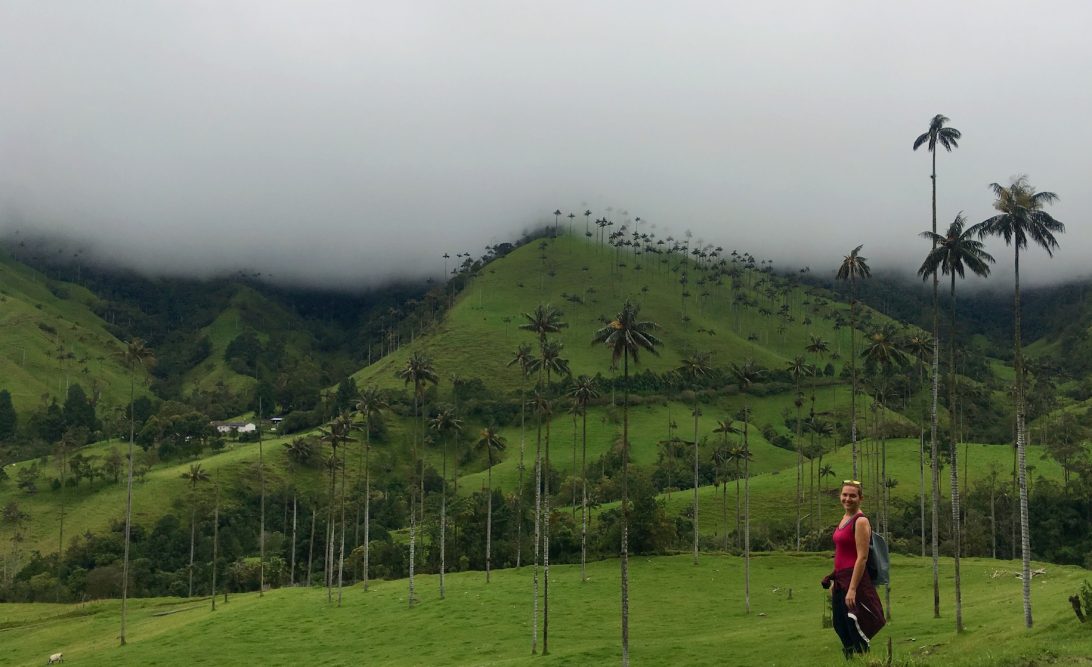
[852,514,890,586]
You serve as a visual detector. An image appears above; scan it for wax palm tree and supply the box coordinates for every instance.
[521,305,568,655]
[786,355,812,550]
[676,350,712,564]
[528,339,569,654]
[919,211,994,632]
[567,375,599,582]
[180,463,211,598]
[430,406,463,598]
[592,299,662,667]
[477,427,507,583]
[904,332,932,558]
[713,419,740,550]
[319,410,356,606]
[508,343,536,568]
[283,436,314,586]
[520,304,568,349]
[118,337,154,646]
[836,245,871,478]
[914,113,960,619]
[978,175,1064,628]
[353,386,387,592]
[731,359,764,613]
[396,352,438,607]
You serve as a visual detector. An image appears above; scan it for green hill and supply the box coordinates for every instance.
[0,249,142,414]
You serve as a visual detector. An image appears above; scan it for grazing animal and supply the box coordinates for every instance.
[47,654,64,665]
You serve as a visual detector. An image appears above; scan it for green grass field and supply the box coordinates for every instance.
[2,553,1089,667]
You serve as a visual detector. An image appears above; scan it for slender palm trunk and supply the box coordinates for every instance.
[337,443,348,606]
[543,408,552,655]
[307,504,316,586]
[620,353,631,667]
[364,431,371,591]
[795,390,803,550]
[408,394,418,608]
[290,494,297,586]
[531,417,542,654]
[850,287,859,479]
[188,506,196,597]
[580,407,588,583]
[440,436,447,598]
[120,371,136,646]
[258,405,265,598]
[692,405,700,564]
[517,383,526,569]
[486,452,493,584]
[949,273,963,632]
[211,482,219,610]
[1013,247,1033,628]
[743,414,751,614]
[928,149,942,620]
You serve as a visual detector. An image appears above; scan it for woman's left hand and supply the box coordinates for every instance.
[845,588,857,610]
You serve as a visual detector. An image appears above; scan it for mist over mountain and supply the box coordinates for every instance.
[3,2,1091,289]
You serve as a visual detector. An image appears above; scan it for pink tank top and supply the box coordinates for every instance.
[833,512,864,570]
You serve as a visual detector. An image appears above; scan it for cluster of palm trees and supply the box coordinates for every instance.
[910,114,1064,631]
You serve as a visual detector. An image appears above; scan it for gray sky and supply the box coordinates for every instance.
[1,1,1089,288]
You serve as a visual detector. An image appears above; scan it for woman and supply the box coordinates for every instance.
[821,480,885,658]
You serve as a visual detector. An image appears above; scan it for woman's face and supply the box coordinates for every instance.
[840,485,861,512]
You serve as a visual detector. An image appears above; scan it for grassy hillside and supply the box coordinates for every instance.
[351,234,887,395]
[0,249,141,413]
[2,553,1089,666]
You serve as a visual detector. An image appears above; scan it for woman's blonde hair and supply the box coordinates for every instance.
[841,479,863,495]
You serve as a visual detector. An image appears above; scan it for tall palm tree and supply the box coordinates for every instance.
[283,436,314,586]
[520,304,568,655]
[353,386,387,592]
[676,350,712,564]
[920,212,994,632]
[593,299,662,667]
[430,406,463,598]
[786,355,812,550]
[978,175,1063,628]
[181,463,211,598]
[713,419,740,551]
[731,359,764,613]
[904,332,932,558]
[507,344,536,569]
[477,426,507,584]
[118,337,154,646]
[395,352,438,608]
[914,113,960,619]
[567,375,599,582]
[836,245,871,478]
[320,411,356,606]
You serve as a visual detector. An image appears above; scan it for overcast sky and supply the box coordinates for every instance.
[1,1,1089,289]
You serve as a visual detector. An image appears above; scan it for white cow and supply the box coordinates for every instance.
[47,653,63,665]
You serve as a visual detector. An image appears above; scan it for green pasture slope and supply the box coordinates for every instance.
[3,553,1089,667]
[352,234,882,394]
[0,250,140,413]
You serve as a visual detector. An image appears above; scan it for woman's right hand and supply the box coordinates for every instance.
[845,588,857,610]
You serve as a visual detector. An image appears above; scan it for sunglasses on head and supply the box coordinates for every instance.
[842,480,861,486]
